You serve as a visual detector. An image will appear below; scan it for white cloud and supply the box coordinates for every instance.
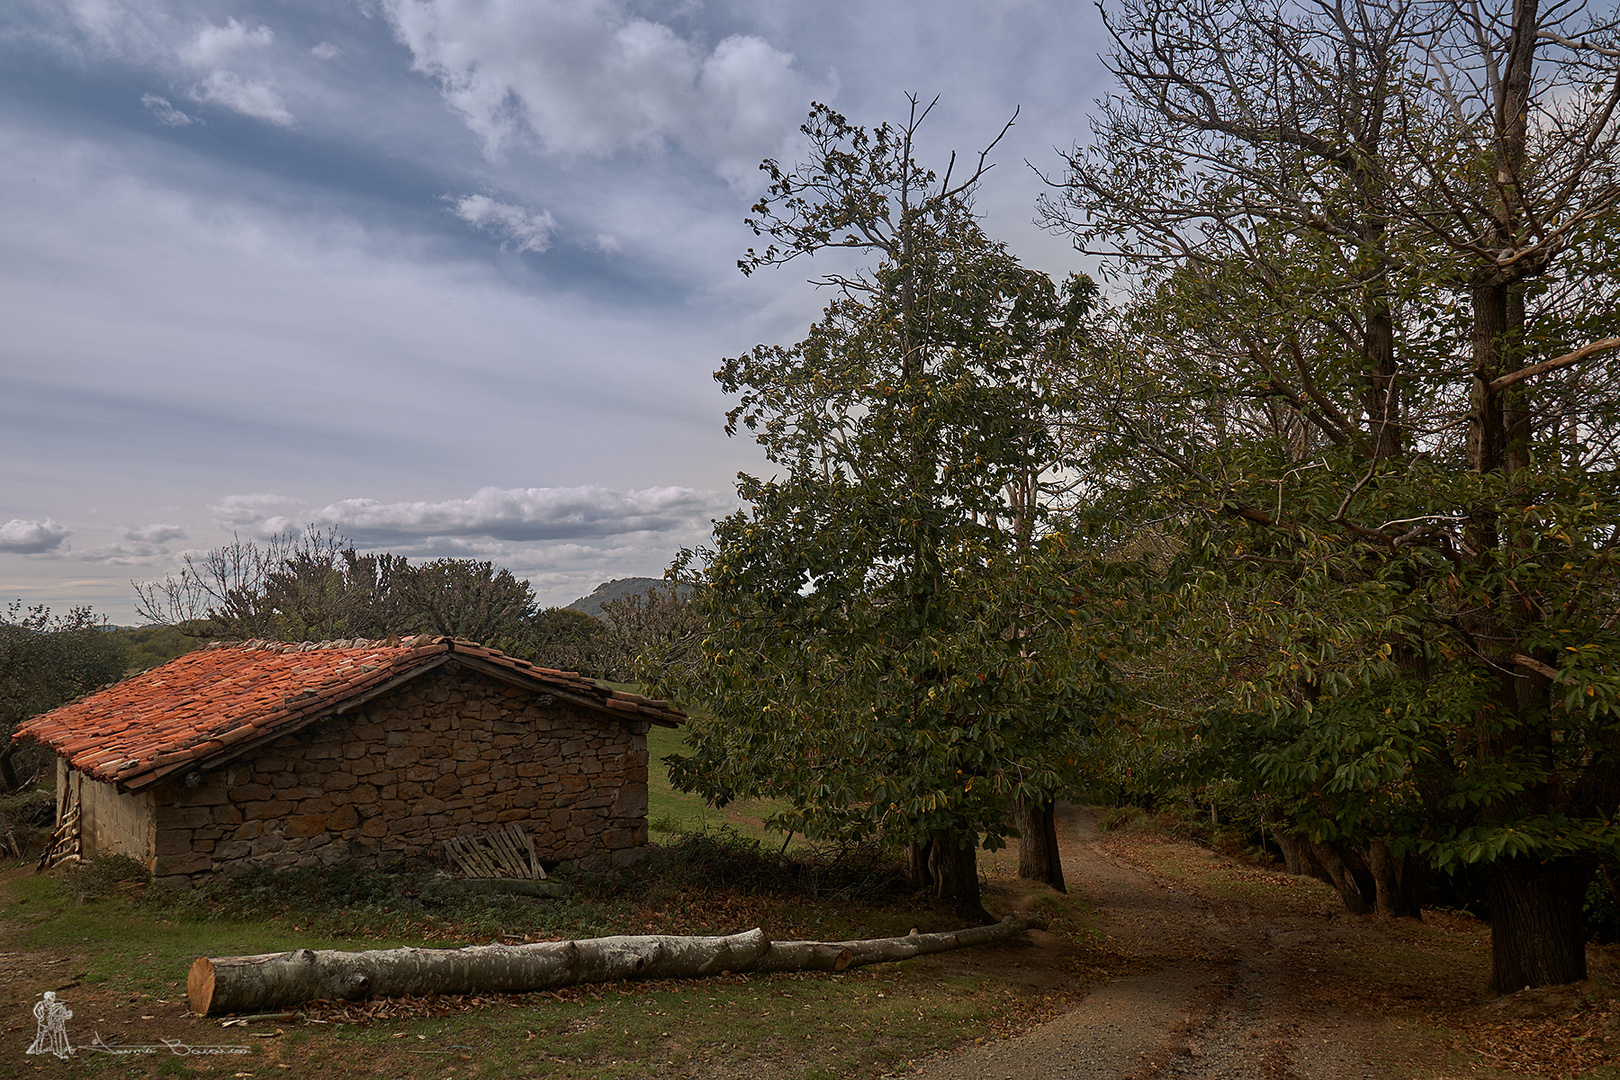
[178,17,273,68]
[189,71,293,126]
[69,521,189,566]
[261,485,726,543]
[309,42,341,61]
[140,93,197,126]
[0,518,71,554]
[379,0,821,177]
[210,493,303,529]
[594,233,621,254]
[120,522,187,544]
[448,194,556,253]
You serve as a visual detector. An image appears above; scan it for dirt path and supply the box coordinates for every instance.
[914,808,1439,1080]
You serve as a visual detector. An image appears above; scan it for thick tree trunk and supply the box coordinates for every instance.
[906,839,933,891]
[929,834,993,924]
[0,745,18,793]
[1273,829,1321,880]
[189,916,1047,1015]
[1310,841,1373,915]
[1015,797,1066,892]
[1364,839,1422,920]
[1486,856,1592,993]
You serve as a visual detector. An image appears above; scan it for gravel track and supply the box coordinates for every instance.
[912,810,1400,1080]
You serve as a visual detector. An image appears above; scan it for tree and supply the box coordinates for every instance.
[133,528,393,640]
[0,602,125,790]
[134,530,542,656]
[1044,0,1620,988]
[530,607,609,676]
[386,559,542,656]
[652,100,1111,921]
[602,587,703,683]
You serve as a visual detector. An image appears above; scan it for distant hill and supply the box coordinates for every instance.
[564,577,691,619]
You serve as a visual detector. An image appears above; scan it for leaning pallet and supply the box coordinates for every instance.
[442,824,546,880]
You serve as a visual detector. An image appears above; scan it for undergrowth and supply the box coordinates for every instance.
[626,825,910,903]
[46,827,920,947]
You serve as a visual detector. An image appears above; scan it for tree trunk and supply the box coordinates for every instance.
[0,744,18,793]
[1272,829,1327,881]
[928,834,993,924]
[1015,797,1066,892]
[1486,856,1592,993]
[1310,841,1372,915]
[189,917,1047,1015]
[1364,839,1422,920]
[906,839,933,891]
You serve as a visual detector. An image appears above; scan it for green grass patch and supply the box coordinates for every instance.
[0,823,1061,1080]
[645,711,805,850]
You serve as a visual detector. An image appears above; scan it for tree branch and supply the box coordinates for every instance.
[1489,337,1620,391]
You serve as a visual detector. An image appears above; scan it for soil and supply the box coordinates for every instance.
[910,806,1619,1080]
[2,809,1616,1079]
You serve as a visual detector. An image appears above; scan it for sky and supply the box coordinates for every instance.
[0,0,1112,623]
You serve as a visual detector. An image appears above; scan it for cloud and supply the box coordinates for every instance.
[189,70,293,126]
[593,233,621,254]
[379,0,821,177]
[120,522,187,544]
[226,485,725,544]
[140,93,196,126]
[0,518,72,554]
[447,194,556,253]
[210,493,303,529]
[69,521,190,566]
[309,42,341,61]
[177,17,273,68]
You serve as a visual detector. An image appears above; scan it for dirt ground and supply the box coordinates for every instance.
[911,806,1618,1080]
[2,809,1616,1079]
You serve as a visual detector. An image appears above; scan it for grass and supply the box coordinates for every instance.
[644,713,808,850]
[0,831,1075,1080]
[0,701,1078,1079]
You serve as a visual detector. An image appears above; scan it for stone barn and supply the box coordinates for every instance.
[13,635,685,886]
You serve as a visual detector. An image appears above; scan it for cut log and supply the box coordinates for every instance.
[189,915,1046,1015]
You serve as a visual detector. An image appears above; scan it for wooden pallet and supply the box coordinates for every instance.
[442,824,547,881]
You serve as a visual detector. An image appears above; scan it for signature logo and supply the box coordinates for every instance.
[25,993,250,1059]
[26,992,72,1059]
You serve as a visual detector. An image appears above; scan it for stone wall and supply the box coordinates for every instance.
[143,667,650,886]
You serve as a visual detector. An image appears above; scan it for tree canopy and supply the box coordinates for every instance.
[132,529,543,656]
[1041,0,1620,989]
[653,100,1113,920]
[0,601,125,791]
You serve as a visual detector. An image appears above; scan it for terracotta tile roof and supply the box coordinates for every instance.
[14,635,685,792]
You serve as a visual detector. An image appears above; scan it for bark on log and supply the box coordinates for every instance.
[189,915,1047,1015]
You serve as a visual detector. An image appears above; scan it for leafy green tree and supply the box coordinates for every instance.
[530,607,609,676]
[133,530,541,655]
[386,558,540,655]
[0,602,125,790]
[601,587,702,683]
[1044,0,1620,988]
[653,100,1111,920]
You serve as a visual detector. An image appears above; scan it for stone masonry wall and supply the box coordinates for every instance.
[146,667,650,886]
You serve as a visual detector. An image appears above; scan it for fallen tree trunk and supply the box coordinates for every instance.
[190,915,1046,1016]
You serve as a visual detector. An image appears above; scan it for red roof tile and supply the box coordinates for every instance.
[14,635,684,792]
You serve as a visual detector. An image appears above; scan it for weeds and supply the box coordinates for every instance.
[631,825,910,903]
